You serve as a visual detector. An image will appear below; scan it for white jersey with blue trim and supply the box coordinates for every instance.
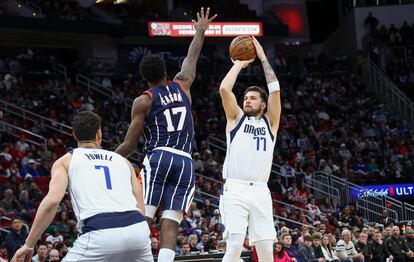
[68,148,138,231]
[222,115,276,183]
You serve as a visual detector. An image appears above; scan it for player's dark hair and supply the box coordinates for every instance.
[244,86,268,103]
[139,54,166,83]
[71,111,101,141]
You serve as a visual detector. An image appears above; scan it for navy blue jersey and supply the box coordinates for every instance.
[143,81,194,154]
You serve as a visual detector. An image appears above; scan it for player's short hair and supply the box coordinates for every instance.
[244,86,268,103]
[72,111,101,141]
[139,54,166,83]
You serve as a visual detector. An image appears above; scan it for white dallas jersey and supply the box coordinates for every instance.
[68,148,138,231]
[223,115,276,183]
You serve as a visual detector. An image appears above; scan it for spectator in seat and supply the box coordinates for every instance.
[270,175,287,195]
[308,197,323,222]
[321,234,339,262]
[379,210,394,227]
[188,234,199,252]
[20,159,41,178]
[55,211,75,235]
[151,237,159,256]
[406,226,414,255]
[0,243,8,262]
[274,242,293,262]
[354,232,371,262]
[369,230,384,262]
[180,240,191,255]
[384,226,413,262]
[47,248,60,261]
[298,233,325,262]
[282,233,301,261]
[319,197,336,215]
[32,242,47,262]
[196,231,210,251]
[209,209,222,228]
[0,189,22,214]
[336,229,364,262]
[5,217,27,258]
[313,232,325,259]
[45,228,63,244]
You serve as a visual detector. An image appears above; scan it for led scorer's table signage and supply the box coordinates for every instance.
[148,22,263,37]
[351,184,414,200]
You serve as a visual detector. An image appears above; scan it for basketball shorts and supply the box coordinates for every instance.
[219,178,276,245]
[63,211,153,262]
[141,147,195,212]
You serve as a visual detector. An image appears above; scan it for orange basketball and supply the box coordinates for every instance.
[229,36,257,61]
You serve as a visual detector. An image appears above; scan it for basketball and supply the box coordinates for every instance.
[229,36,257,61]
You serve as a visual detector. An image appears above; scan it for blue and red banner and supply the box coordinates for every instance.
[351,184,414,200]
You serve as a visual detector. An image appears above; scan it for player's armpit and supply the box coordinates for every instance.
[115,94,152,158]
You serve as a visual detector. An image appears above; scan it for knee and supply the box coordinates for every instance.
[225,233,245,253]
[255,240,274,262]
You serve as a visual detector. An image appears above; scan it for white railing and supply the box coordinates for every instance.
[362,57,414,124]
[0,100,144,163]
[0,99,72,136]
[76,74,115,98]
[52,61,67,79]
[0,120,47,147]
[312,172,414,221]
[18,0,42,15]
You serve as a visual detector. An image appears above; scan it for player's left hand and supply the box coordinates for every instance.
[11,245,34,262]
[192,7,217,32]
[252,36,267,62]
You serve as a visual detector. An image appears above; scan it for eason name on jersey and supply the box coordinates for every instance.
[160,92,183,106]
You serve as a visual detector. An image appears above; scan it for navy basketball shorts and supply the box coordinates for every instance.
[140,148,195,212]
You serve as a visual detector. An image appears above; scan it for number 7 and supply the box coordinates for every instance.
[95,165,112,190]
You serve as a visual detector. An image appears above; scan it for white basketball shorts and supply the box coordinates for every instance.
[219,178,276,245]
[63,221,153,262]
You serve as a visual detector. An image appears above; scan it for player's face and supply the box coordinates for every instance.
[243,91,265,117]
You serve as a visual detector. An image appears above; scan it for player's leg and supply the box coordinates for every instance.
[158,210,183,261]
[220,181,249,262]
[222,233,245,262]
[158,155,194,262]
[140,151,169,223]
[248,185,276,262]
[254,240,274,262]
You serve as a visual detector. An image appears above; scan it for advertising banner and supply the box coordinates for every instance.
[148,22,263,37]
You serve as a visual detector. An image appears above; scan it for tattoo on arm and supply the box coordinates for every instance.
[261,59,278,84]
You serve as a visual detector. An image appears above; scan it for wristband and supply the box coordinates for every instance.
[268,81,280,93]
[24,244,34,250]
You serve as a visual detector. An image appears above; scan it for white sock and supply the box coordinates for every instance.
[158,248,176,262]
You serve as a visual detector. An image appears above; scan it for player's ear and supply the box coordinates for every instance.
[72,132,78,141]
[96,128,102,144]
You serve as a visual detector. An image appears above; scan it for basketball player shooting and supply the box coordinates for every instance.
[219,37,281,262]
[115,7,217,262]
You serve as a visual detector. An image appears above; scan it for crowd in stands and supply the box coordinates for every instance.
[0,39,413,261]
[364,12,414,100]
